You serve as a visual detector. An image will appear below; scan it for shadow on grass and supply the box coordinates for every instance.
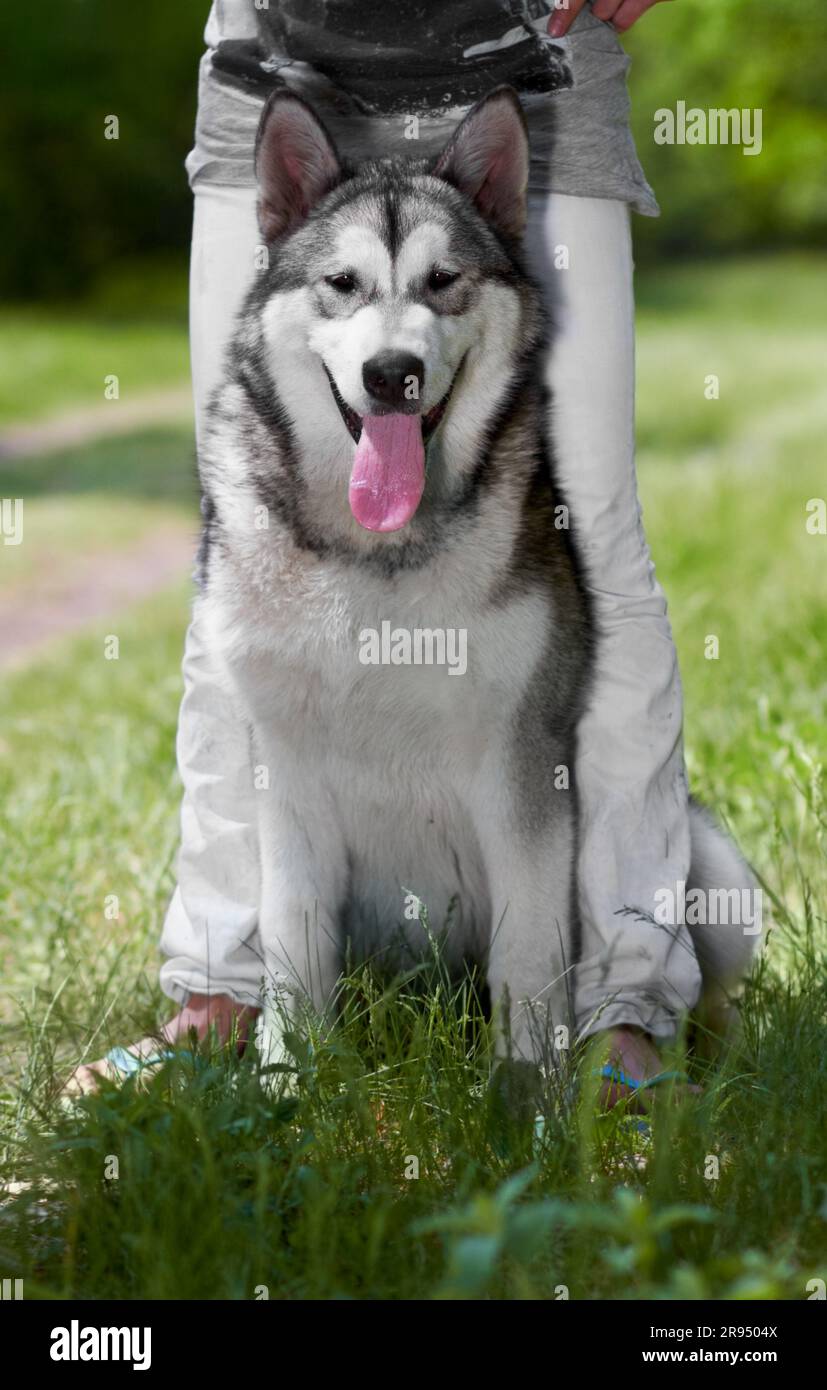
[0,426,199,507]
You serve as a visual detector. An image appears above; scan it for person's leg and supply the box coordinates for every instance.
[66,183,264,1092]
[158,181,264,1010]
[186,182,261,444]
[522,192,703,1070]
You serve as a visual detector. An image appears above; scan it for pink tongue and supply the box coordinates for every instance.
[348,413,425,532]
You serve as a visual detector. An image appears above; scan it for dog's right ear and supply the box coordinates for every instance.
[255,90,342,242]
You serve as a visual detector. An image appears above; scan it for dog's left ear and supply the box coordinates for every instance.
[255,89,342,242]
[430,87,529,240]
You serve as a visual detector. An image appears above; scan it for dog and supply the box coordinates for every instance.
[194,85,758,1067]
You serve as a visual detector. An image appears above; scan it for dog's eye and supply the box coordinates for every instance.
[325,272,357,294]
[428,268,459,292]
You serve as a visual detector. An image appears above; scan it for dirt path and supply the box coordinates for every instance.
[0,387,193,461]
[0,519,196,672]
[0,388,198,671]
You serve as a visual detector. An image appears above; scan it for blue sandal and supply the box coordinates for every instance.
[533,1068,688,1149]
[103,1046,192,1078]
[595,1065,689,1134]
[595,1064,688,1094]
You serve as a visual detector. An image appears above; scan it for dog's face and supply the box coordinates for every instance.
[251,88,534,535]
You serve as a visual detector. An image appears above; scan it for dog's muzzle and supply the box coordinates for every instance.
[323,359,464,446]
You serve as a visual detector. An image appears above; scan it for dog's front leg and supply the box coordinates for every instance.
[473,762,579,1071]
[255,772,349,1070]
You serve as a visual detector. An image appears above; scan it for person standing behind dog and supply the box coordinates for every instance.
[69,0,693,1106]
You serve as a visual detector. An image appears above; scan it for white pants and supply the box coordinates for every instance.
[160,183,702,1039]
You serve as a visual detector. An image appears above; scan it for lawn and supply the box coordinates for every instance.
[0,258,190,428]
[0,310,190,429]
[0,256,824,1300]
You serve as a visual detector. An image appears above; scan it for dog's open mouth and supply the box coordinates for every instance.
[323,365,458,448]
[323,359,465,534]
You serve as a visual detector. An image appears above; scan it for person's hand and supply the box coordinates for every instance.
[548,0,673,39]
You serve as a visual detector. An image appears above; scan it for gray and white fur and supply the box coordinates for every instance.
[194,87,758,1064]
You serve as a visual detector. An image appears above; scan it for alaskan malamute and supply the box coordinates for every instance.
[196,86,756,1064]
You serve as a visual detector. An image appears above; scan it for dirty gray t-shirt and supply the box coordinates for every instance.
[186,0,658,216]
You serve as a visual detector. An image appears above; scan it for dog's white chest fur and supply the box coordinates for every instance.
[202,532,551,967]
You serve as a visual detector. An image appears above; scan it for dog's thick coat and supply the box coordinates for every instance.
[195,88,757,1062]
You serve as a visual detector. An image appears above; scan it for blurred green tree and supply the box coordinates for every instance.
[0,0,205,301]
[0,0,824,300]
[628,0,827,260]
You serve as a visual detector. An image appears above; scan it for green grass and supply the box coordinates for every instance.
[0,306,188,427]
[0,255,825,1300]
[636,254,827,465]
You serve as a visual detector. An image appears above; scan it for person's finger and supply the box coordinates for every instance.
[547,0,590,40]
[591,0,624,21]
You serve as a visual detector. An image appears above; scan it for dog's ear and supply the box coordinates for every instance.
[255,90,342,242]
[430,86,529,240]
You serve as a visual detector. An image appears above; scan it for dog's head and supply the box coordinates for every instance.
[248,86,540,539]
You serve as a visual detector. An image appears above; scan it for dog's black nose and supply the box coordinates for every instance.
[362,352,424,411]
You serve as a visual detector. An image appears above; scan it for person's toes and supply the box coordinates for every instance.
[62,1058,120,1096]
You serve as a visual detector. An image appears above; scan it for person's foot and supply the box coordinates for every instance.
[597,1025,701,1112]
[63,993,260,1096]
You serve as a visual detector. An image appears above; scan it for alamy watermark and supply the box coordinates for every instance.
[359,622,467,676]
[654,102,763,156]
[654,879,762,935]
[50,1321,151,1370]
